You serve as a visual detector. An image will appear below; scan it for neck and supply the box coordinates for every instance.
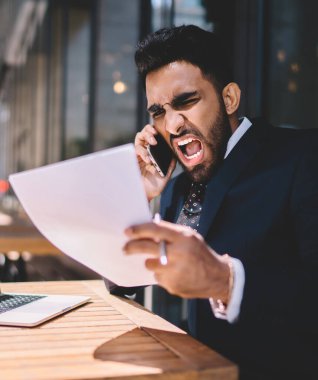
[229,114,240,134]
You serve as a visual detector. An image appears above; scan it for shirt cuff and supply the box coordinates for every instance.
[209,257,245,323]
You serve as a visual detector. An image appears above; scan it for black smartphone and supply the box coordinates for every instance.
[146,133,174,177]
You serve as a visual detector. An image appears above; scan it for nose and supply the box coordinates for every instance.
[164,106,184,135]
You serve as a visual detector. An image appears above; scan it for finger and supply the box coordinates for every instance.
[143,124,157,135]
[146,162,161,176]
[144,132,158,145]
[123,239,158,255]
[135,144,151,164]
[125,221,188,243]
[145,258,162,271]
[135,126,160,165]
[135,125,157,146]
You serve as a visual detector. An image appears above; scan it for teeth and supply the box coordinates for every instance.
[178,138,193,146]
[184,149,202,160]
[176,137,202,160]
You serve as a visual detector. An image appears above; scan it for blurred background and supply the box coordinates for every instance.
[0,0,317,329]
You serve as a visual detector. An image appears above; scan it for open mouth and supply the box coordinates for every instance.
[175,136,204,165]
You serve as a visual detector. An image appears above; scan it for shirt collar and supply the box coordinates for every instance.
[224,117,252,158]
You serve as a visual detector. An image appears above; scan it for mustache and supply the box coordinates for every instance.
[169,128,203,145]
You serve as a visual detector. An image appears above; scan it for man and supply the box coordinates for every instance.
[122,25,318,379]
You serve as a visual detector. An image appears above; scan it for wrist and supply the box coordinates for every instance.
[213,254,234,305]
[146,188,158,202]
[146,184,165,202]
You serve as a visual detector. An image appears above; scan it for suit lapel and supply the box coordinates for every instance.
[161,173,191,223]
[198,120,270,238]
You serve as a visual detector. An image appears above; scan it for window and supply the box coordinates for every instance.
[265,0,318,129]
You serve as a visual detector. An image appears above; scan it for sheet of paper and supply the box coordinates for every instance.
[9,144,156,287]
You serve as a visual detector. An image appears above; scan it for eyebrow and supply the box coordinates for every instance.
[147,91,199,114]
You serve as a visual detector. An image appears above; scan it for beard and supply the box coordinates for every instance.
[172,104,231,183]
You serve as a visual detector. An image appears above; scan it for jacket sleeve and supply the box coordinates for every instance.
[103,278,144,298]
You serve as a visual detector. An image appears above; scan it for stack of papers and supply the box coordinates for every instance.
[9,144,156,287]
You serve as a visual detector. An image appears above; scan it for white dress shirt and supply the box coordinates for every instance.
[209,117,252,323]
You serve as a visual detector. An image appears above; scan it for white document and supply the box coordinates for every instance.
[9,144,156,287]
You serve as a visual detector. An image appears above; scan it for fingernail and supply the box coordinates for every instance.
[124,227,133,236]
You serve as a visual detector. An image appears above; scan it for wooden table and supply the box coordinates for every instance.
[0,225,61,254]
[0,280,238,380]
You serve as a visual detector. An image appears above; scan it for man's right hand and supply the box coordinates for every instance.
[135,124,176,202]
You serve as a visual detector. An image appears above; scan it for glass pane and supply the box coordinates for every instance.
[46,4,64,164]
[174,0,212,29]
[266,0,318,129]
[0,0,49,174]
[64,5,91,158]
[95,0,139,150]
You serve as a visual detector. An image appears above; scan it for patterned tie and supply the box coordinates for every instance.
[176,182,207,231]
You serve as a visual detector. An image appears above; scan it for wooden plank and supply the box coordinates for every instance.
[0,325,136,336]
[0,361,184,380]
[0,361,230,380]
[0,336,154,349]
[37,319,135,328]
[53,314,127,322]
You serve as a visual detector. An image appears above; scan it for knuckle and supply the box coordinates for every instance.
[188,234,199,248]
[153,224,163,235]
[145,124,155,132]
[129,225,139,235]
[135,144,142,153]
[145,258,154,269]
[135,132,143,144]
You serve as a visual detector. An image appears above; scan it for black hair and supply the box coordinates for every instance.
[135,25,233,93]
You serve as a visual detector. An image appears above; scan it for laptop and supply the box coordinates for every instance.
[0,289,90,327]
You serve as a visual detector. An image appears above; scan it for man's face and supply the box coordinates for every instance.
[146,61,231,182]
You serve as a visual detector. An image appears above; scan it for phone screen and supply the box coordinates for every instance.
[147,133,173,177]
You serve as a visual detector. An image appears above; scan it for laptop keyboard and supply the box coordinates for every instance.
[0,294,46,314]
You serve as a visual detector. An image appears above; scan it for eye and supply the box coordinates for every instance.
[152,109,165,119]
[174,97,200,110]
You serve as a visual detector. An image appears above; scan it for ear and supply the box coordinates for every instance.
[222,83,241,115]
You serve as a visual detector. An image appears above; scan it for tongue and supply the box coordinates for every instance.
[185,140,201,156]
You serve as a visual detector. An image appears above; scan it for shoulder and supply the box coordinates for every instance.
[251,117,318,154]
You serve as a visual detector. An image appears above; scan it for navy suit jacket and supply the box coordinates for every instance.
[160,118,318,378]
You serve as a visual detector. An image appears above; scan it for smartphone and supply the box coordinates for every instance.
[146,133,174,177]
